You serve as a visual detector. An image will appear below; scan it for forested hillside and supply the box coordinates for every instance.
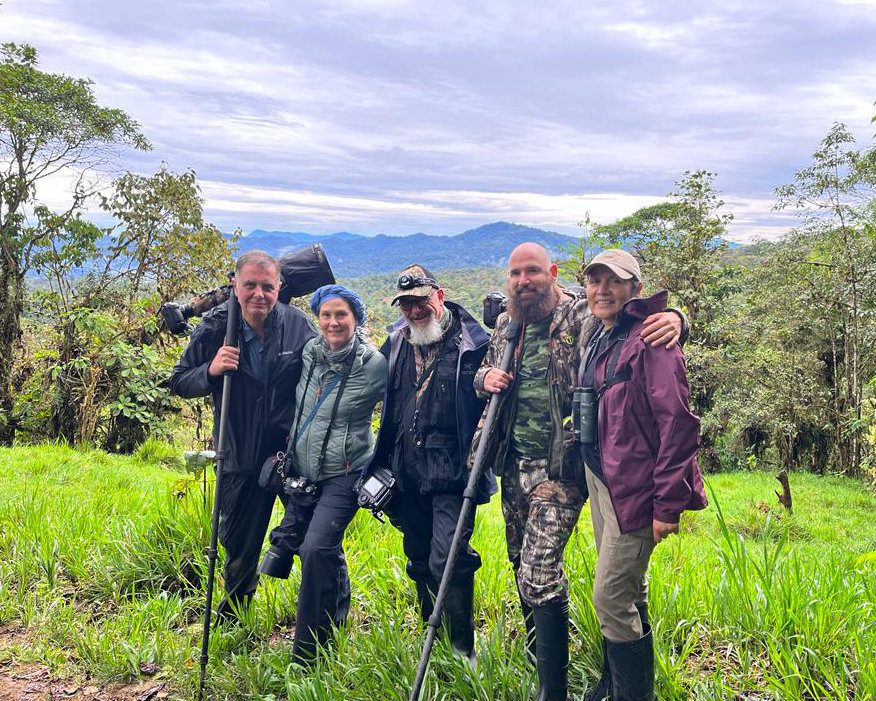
[239,222,577,277]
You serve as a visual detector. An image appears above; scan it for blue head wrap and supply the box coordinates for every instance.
[309,284,367,325]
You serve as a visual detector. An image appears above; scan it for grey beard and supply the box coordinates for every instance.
[507,287,557,324]
[408,317,444,346]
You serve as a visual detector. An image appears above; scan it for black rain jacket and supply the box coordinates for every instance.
[169,302,316,473]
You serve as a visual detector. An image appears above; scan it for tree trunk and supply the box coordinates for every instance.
[0,254,24,446]
[50,319,87,444]
[775,470,793,513]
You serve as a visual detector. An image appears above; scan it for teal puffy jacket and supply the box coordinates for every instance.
[288,333,388,483]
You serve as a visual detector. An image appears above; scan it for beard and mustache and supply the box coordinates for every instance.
[506,280,558,323]
[408,315,445,346]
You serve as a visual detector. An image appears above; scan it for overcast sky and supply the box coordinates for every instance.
[4,0,875,241]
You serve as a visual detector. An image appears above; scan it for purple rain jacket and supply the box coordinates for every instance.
[590,290,707,533]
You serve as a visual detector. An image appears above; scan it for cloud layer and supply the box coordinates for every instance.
[5,0,875,241]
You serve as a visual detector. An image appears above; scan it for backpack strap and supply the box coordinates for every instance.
[598,331,631,397]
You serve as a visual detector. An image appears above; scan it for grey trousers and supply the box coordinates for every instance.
[585,465,656,642]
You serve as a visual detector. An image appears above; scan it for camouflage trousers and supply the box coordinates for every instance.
[501,456,585,607]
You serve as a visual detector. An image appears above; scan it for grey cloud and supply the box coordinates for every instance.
[4,0,875,242]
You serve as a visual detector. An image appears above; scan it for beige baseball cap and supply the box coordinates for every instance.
[583,249,642,280]
[391,264,441,305]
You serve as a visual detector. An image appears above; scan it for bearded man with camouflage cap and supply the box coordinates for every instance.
[368,264,494,666]
[472,243,685,700]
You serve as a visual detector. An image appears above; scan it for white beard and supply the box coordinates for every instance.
[408,317,444,346]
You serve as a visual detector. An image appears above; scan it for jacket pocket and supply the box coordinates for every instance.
[421,431,464,493]
[423,366,456,430]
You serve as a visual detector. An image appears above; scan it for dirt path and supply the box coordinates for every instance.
[0,662,169,701]
[0,626,171,701]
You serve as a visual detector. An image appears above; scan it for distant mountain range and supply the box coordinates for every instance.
[235,222,578,277]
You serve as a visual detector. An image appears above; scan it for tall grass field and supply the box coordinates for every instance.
[1,443,874,700]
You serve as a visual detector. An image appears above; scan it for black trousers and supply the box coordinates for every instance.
[269,472,360,659]
[217,470,277,603]
[387,489,482,586]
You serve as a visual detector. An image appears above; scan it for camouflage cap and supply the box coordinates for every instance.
[391,264,440,306]
[583,249,642,281]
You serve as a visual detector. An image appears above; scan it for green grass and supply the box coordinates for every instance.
[1,445,875,700]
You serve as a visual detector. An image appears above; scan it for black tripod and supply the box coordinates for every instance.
[408,320,521,701]
[197,288,239,701]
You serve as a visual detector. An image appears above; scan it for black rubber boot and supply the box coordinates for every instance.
[583,637,611,701]
[532,600,569,701]
[444,578,476,668]
[258,545,294,579]
[520,599,537,666]
[414,575,438,623]
[606,629,654,701]
[586,601,649,699]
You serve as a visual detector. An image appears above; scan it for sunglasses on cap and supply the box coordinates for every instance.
[397,274,439,291]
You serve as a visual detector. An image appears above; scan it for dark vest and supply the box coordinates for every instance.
[389,315,464,494]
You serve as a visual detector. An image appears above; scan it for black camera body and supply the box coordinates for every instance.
[357,466,396,521]
[283,474,319,498]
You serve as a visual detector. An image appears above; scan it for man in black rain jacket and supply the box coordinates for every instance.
[169,251,315,618]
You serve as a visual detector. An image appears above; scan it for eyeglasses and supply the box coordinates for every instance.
[397,274,439,291]
[397,294,434,310]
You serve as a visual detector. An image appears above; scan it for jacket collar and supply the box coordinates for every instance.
[617,290,669,325]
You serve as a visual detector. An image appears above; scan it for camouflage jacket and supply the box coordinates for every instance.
[469,288,600,481]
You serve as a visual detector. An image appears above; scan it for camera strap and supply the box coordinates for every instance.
[316,338,359,474]
[286,338,359,476]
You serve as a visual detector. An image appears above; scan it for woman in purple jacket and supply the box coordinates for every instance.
[577,249,707,701]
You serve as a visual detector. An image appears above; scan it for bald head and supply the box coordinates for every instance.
[506,241,559,323]
[509,242,551,270]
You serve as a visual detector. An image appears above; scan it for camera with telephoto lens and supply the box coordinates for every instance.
[357,466,396,521]
[572,387,598,444]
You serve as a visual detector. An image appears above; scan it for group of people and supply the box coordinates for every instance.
[170,242,707,701]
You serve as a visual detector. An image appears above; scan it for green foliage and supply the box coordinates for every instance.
[99,166,239,303]
[768,122,876,476]
[583,170,733,337]
[2,445,876,699]
[16,163,235,452]
[0,41,149,445]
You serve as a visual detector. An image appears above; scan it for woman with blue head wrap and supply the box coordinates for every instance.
[259,283,387,667]
[309,284,367,327]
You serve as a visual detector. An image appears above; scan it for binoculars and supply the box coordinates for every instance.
[572,387,598,444]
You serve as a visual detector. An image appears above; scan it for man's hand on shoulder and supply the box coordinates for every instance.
[640,312,682,349]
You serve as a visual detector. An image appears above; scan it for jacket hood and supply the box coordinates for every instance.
[446,300,489,353]
[618,290,668,323]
